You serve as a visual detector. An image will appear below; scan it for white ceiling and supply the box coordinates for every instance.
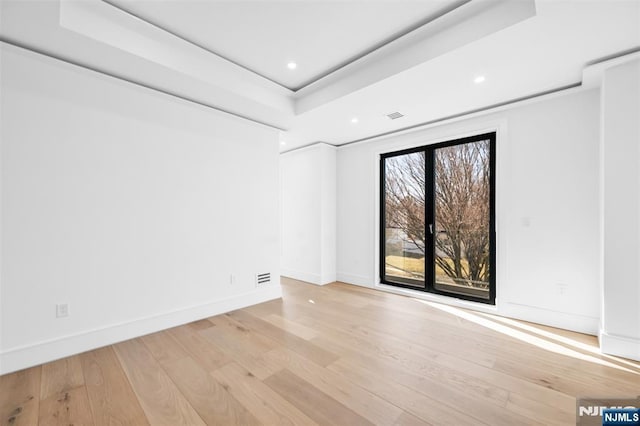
[284,0,640,147]
[106,0,466,90]
[0,0,639,152]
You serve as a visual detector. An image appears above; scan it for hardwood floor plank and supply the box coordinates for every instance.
[286,292,505,369]
[240,298,285,319]
[211,362,319,426]
[167,325,231,373]
[80,346,149,426]
[39,356,94,426]
[328,356,542,426]
[302,299,576,414]
[199,317,282,380]
[2,278,639,425]
[0,366,40,426]
[354,290,640,387]
[326,357,486,426]
[162,357,259,426]
[39,356,85,400]
[375,304,640,387]
[283,279,371,308]
[188,319,215,331]
[226,309,338,367]
[492,356,636,396]
[393,412,433,426]
[113,339,205,426]
[263,313,318,340]
[39,386,94,426]
[209,314,277,353]
[300,318,509,408]
[505,391,575,425]
[430,342,576,414]
[264,369,373,426]
[291,294,517,372]
[263,347,404,425]
[140,330,189,365]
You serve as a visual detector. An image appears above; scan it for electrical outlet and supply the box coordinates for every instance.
[556,283,568,295]
[230,274,236,285]
[56,303,69,318]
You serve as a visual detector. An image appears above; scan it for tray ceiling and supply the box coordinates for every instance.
[105,0,467,90]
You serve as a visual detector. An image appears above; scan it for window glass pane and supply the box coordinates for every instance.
[383,151,426,288]
[433,139,491,299]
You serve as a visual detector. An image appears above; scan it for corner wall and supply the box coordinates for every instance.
[281,144,336,285]
[336,89,601,334]
[0,43,282,374]
[600,58,640,361]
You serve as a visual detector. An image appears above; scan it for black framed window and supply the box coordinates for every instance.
[380,132,496,304]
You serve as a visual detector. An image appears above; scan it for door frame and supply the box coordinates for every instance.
[379,132,496,305]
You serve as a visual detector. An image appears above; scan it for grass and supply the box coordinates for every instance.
[386,255,425,274]
[385,255,489,291]
[385,255,480,278]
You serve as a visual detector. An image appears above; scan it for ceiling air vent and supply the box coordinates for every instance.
[386,112,404,120]
[256,272,271,287]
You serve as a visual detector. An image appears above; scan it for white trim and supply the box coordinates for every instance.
[280,141,335,156]
[333,275,599,335]
[582,50,640,88]
[370,280,597,335]
[0,286,282,375]
[371,120,507,308]
[281,270,323,285]
[336,272,372,288]
[599,329,640,361]
[502,302,599,335]
[377,283,499,314]
[336,85,588,152]
[281,52,640,156]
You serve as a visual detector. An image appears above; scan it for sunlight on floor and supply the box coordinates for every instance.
[413,298,640,375]
[474,312,640,373]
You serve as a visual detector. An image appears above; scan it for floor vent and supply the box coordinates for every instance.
[386,111,404,120]
[256,272,271,286]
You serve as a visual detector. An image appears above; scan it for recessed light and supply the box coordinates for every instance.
[474,75,486,84]
[287,62,297,70]
[351,117,359,124]
[280,140,286,146]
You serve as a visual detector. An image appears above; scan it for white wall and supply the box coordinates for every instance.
[0,43,281,374]
[320,145,337,284]
[600,59,640,360]
[337,89,601,334]
[281,144,336,285]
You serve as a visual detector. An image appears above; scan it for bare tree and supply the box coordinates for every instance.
[385,152,426,257]
[384,141,490,286]
[434,142,490,285]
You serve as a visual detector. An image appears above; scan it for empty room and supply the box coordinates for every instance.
[1,0,639,425]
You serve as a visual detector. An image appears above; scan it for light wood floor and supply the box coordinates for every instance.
[2,278,639,425]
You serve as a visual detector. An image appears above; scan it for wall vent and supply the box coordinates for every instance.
[256,272,271,286]
[386,111,404,120]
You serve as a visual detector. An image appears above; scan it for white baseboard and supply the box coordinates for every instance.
[599,329,640,361]
[321,272,337,285]
[0,286,282,375]
[281,269,323,285]
[336,272,373,287]
[339,276,598,335]
[501,302,599,335]
[336,274,598,335]
[377,283,499,314]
